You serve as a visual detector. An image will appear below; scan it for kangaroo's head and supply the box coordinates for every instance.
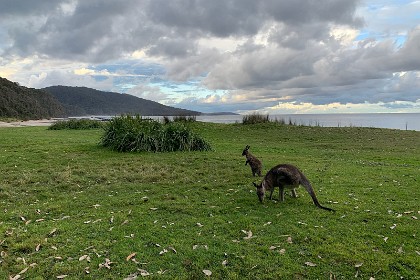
[242,145,250,156]
[253,181,265,203]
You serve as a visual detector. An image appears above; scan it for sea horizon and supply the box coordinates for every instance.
[194,112,420,131]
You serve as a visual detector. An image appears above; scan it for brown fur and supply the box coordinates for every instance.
[253,164,334,211]
[242,145,262,176]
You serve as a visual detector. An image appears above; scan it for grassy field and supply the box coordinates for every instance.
[0,123,419,279]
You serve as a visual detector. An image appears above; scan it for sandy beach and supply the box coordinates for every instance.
[0,119,57,127]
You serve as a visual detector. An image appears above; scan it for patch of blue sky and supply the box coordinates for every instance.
[156,80,224,99]
[355,29,407,47]
[92,60,166,77]
[93,75,109,82]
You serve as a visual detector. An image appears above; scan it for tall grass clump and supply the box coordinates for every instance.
[101,115,211,152]
[242,112,270,124]
[48,118,105,130]
[163,115,197,124]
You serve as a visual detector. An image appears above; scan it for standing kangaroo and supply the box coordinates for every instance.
[253,164,334,211]
[242,145,262,176]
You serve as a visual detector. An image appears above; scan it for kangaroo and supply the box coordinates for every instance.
[253,164,334,211]
[242,145,262,176]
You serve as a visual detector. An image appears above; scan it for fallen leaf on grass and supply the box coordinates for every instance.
[48,228,58,237]
[355,262,363,268]
[35,244,41,251]
[287,236,293,244]
[56,275,68,279]
[79,255,91,262]
[305,262,316,267]
[10,267,29,280]
[390,224,397,230]
[203,269,212,276]
[139,269,150,276]
[123,273,138,280]
[193,245,208,250]
[159,246,177,255]
[126,252,136,261]
[222,260,228,266]
[241,230,253,240]
[99,258,114,269]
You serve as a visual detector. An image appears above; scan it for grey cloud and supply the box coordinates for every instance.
[0,0,63,16]
[147,37,197,58]
[2,0,361,62]
[147,0,262,37]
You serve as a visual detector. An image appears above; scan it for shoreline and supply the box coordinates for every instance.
[0,119,57,127]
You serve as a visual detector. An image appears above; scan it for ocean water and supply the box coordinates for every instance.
[195,113,420,131]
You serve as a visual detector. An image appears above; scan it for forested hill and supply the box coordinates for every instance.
[0,77,64,120]
[44,86,200,116]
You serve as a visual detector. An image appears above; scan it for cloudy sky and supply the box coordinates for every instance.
[1,0,419,114]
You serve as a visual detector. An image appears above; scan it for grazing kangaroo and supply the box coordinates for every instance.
[253,164,334,211]
[242,145,262,176]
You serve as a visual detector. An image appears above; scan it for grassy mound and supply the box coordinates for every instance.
[101,115,211,152]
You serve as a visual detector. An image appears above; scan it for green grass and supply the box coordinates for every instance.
[0,123,419,279]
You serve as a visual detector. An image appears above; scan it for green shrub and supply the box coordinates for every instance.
[173,115,197,122]
[48,119,105,130]
[101,115,211,152]
[163,115,197,124]
[242,113,270,124]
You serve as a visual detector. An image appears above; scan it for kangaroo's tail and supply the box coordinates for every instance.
[299,172,335,212]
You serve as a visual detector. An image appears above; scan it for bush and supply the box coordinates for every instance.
[173,115,197,122]
[101,115,211,152]
[163,115,197,124]
[49,119,105,130]
[242,113,270,124]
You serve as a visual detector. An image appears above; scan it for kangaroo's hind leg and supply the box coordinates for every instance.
[269,188,275,200]
[279,186,285,202]
[291,188,297,198]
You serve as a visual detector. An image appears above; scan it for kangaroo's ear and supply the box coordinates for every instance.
[246,145,250,149]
